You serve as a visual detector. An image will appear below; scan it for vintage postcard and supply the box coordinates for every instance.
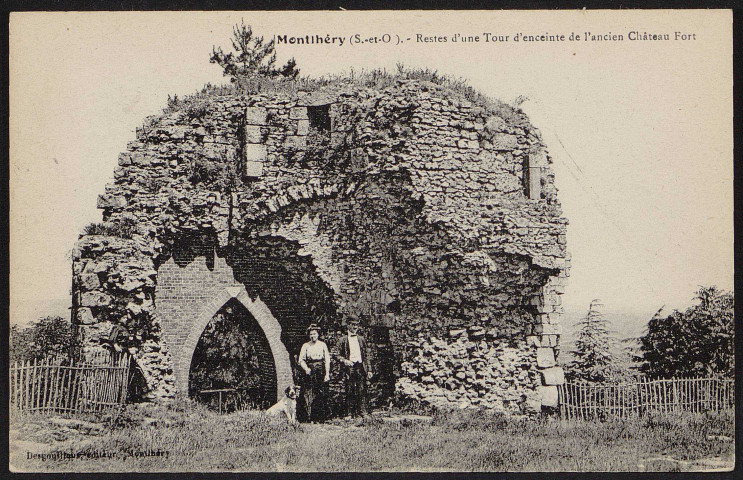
[9,10,734,472]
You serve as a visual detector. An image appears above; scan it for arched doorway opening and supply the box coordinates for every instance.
[188,299,277,412]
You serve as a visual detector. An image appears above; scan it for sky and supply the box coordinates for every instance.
[9,10,733,327]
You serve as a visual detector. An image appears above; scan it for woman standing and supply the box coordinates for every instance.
[298,324,330,422]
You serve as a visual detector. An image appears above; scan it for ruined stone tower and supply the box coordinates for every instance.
[71,77,569,413]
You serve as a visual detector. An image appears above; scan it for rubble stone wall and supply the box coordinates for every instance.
[72,79,569,413]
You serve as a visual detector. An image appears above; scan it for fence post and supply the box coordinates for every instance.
[122,354,131,405]
[9,362,14,410]
[117,355,126,405]
[571,382,576,420]
[654,377,659,414]
[41,359,48,412]
[593,384,598,419]
[637,377,642,417]
[41,359,48,413]
[28,359,34,412]
[708,378,713,412]
[645,376,650,416]
[18,360,23,411]
[47,359,54,413]
[37,359,45,412]
[565,382,573,420]
[51,363,59,413]
[11,362,16,410]
[29,359,36,412]
[606,384,610,418]
[568,384,573,420]
[11,362,17,410]
[34,358,41,412]
[63,365,73,413]
[104,363,111,407]
[728,380,733,409]
[20,360,25,411]
[591,384,597,420]
[24,359,31,411]
[72,364,82,413]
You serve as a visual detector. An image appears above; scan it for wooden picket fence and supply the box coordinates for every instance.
[558,376,734,420]
[9,351,131,414]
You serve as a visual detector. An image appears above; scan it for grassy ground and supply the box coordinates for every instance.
[9,400,734,472]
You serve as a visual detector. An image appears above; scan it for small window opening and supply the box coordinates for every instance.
[307,105,331,131]
[386,299,401,314]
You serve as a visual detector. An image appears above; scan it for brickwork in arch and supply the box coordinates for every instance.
[156,254,292,401]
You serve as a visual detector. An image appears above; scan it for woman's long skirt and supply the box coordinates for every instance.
[302,360,327,422]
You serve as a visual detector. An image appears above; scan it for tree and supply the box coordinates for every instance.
[188,300,267,411]
[565,299,619,383]
[639,286,733,378]
[10,316,74,364]
[210,20,299,82]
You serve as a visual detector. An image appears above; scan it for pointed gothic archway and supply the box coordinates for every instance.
[172,285,293,404]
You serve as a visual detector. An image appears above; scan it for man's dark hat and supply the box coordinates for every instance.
[345,314,361,325]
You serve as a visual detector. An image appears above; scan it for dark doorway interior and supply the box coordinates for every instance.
[188,299,277,413]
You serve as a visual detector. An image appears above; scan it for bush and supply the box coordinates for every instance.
[184,99,209,120]
[638,286,733,378]
[10,316,74,364]
[80,215,139,239]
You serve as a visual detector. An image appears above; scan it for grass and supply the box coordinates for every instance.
[163,64,522,123]
[9,400,734,472]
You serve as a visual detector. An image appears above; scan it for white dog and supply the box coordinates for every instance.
[265,385,300,425]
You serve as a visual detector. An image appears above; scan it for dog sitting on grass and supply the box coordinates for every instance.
[265,385,300,425]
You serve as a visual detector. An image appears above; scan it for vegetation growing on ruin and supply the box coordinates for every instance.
[165,63,524,125]
[210,20,299,82]
[80,215,139,239]
[163,20,525,127]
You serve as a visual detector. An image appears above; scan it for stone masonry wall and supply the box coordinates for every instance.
[72,79,569,413]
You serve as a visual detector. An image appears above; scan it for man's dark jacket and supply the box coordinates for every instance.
[336,334,372,376]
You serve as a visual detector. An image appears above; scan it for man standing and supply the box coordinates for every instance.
[337,314,373,418]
